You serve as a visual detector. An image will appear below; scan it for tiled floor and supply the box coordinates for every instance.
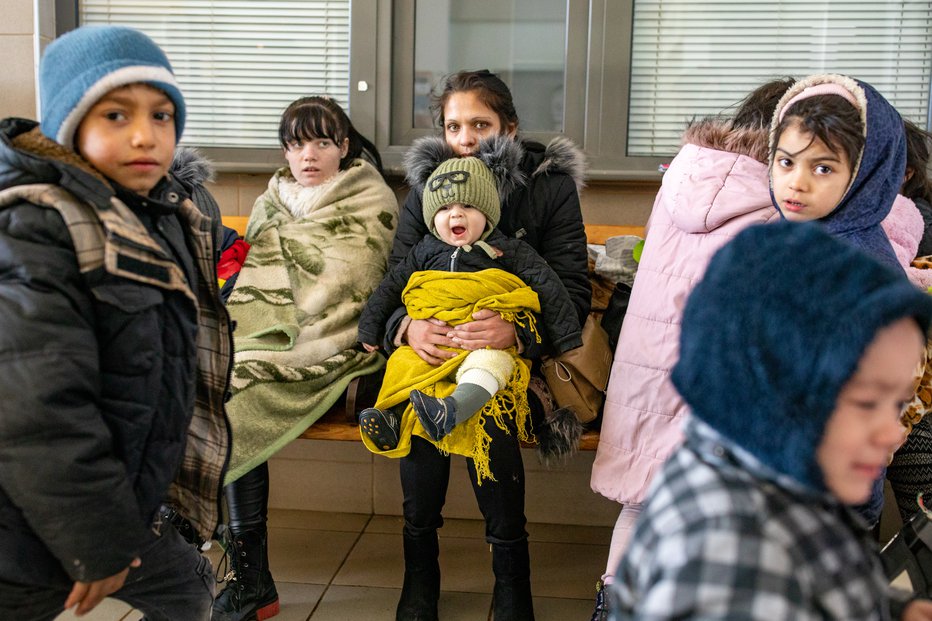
[55,508,609,621]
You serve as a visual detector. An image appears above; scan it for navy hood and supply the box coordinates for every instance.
[769,74,906,270]
[672,221,932,492]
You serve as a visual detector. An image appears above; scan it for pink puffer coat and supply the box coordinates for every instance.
[882,194,932,289]
[590,120,780,504]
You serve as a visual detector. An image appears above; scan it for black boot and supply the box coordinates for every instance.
[491,540,535,621]
[396,529,441,621]
[213,527,280,621]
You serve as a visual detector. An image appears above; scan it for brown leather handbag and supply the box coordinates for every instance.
[540,315,613,423]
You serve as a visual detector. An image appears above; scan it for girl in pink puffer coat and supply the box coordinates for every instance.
[587,79,793,619]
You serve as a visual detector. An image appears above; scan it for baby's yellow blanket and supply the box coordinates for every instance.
[361,269,540,482]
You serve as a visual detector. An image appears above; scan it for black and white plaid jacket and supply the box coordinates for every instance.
[609,417,909,620]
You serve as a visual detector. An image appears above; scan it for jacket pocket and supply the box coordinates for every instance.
[91,281,164,314]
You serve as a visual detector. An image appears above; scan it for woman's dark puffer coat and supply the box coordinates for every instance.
[385,135,590,358]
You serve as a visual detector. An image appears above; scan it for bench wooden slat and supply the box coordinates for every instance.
[224,215,249,235]
[220,215,638,450]
[585,224,645,244]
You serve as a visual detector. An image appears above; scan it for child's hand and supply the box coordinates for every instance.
[65,557,141,616]
[903,599,932,621]
[362,343,380,353]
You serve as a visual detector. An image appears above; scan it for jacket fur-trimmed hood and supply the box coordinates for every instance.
[169,146,221,229]
[681,118,769,164]
[404,134,586,200]
[533,135,586,193]
[170,146,215,188]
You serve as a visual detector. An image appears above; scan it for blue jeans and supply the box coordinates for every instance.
[0,522,214,621]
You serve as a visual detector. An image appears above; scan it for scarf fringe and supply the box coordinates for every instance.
[468,359,534,484]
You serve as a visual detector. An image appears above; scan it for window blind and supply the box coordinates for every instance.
[629,1,932,157]
[80,0,350,148]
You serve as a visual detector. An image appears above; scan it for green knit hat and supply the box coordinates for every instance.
[422,157,500,240]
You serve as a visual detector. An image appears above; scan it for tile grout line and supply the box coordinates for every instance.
[303,512,376,620]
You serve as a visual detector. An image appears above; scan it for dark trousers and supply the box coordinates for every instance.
[0,523,214,621]
[400,413,528,545]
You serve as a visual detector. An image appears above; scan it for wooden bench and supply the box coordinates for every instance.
[220,215,644,450]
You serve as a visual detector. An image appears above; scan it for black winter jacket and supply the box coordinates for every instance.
[359,230,583,354]
[386,136,590,358]
[0,118,232,588]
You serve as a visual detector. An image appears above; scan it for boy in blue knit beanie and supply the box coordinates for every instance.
[609,222,932,620]
[0,25,230,621]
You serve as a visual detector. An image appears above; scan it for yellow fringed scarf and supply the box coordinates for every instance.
[360,269,541,482]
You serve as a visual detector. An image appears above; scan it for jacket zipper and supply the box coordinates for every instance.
[450,247,460,271]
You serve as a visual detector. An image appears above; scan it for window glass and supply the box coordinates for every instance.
[80,0,351,148]
[629,1,932,156]
[413,0,568,132]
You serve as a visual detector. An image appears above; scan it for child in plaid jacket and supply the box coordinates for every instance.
[610,222,932,620]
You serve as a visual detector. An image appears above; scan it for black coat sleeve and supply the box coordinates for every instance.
[358,242,422,346]
[382,190,432,348]
[532,174,591,326]
[0,204,150,582]
[510,242,583,354]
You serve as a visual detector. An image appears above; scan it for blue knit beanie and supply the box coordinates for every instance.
[39,25,185,149]
[672,221,932,491]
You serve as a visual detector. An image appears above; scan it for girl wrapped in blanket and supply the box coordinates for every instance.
[216,95,398,621]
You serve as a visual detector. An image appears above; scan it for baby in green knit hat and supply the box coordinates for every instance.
[356,157,583,451]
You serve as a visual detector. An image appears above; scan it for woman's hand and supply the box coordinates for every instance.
[361,343,380,353]
[448,309,516,350]
[406,318,458,365]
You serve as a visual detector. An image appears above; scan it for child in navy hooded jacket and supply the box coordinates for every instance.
[769,74,906,269]
[769,74,910,525]
[610,221,932,620]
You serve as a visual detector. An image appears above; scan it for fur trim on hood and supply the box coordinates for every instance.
[534,136,586,193]
[681,118,769,164]
[170,146,215,188]
[168,146,221,227]
[404,134,587,199]
[404,135,525,200]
